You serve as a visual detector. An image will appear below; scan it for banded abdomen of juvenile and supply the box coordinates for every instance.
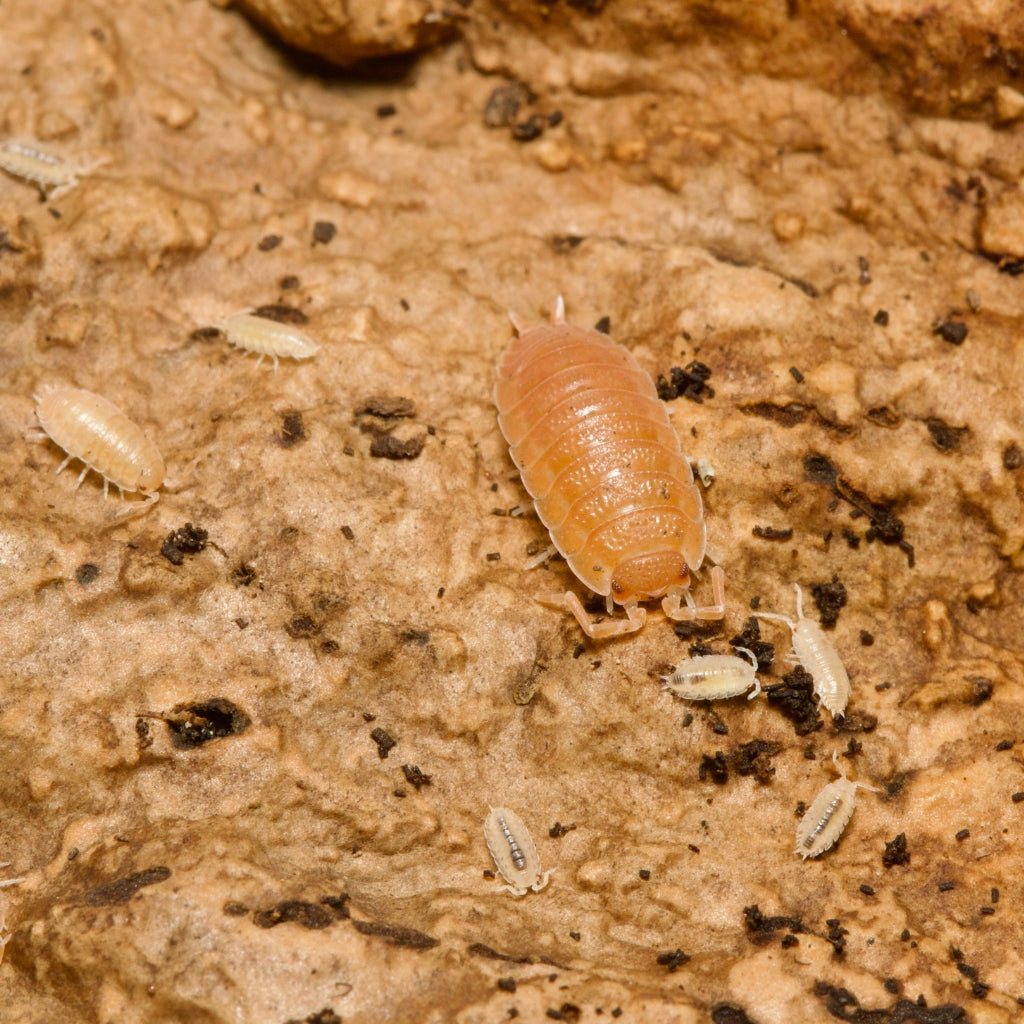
[495,297,724,638]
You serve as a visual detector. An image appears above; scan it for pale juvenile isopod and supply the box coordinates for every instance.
[495,296,725,639]
[757,583,850,718]
[795,751,880,859]
[0,868,25,967]
[32,387,165,506]
[0,138,102,197]
[483,806,553,897]
[223,311,319,371]
[662,646,761,701]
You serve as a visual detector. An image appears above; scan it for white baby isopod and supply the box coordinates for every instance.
[795,751,880,859]
[0,138,102,197]
[32,387,165,507]
[661,646,761,701]
[483,806,553,897]
[757,583,851,718]
[222,311,319,371]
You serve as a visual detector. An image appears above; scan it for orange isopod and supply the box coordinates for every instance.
[495,297,725,638]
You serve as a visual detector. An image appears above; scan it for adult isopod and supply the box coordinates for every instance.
[222,311,319,371]
[662,646,761,701]
[795,751,880,859]
[483,806,553,897]
[0,138,102,197]
[757,583,850,718]
[32,387,165,506]
[495,297,725,639]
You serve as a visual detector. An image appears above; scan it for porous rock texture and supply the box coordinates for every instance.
[1,1,1023,1021]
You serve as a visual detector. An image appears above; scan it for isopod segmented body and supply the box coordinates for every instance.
[795,751,880,859]
[662,646,761,701]
[483,806,552,897]
[0,139,98,196]
[223,312,319,371]
[495,297,725,639]
[757,583,850,718]
[34,387,165,503]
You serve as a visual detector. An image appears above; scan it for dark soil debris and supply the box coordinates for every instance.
[286,615,318,638]
[401,764,432,788]
[711,1006,759,1024]
[275,410,306,447]
[764,667,822,735]
[253,303,308,325]
[284,1010,342,1024]
[161,698,251,749]
[803,453,838,485]
[826,918,848,956]
[483,80,532,128]
[84,866,172,906]
[733,739,781,782]
[753,525,793,541]
[549,821,577,838]
[656,948,690,972]
[926,418,968,452]
[371,727,397,758]
[729,617,774,671]
[743,904,803,942]
[699,751,729,784]
[312,220,336,245]
[351,919,438,949]
[656,361,714,403]
[75,563,99,585]
[546,1004,582,1022]
[810,578,847,628]
[357,395,416,419]
[160,522,209,565]
[883,833,910,867]
[813,980,966,1023]
[231,562,257,586]
[369,433,424,459]
[253,901,334,930]
[1003,443,1023,470]
[320,894,351,919]
[933,319,968,345]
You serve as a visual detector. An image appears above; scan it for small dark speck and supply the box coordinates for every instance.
[498,977,517,992]
[900,929,911,941]
[75,563,100,585]
[594,315,611,334]
[884,979,900,994]
[279,274,299,290]
[934,319,968,345]
[992,887,1000,903]
[955,828,970,840]
[573,644,585,659]
[370,727,396,758]
[363,712,375,721]
[343,445,355,456]
[749,595,760,609]
[437,587,445,598]
[312,220,336,245]
[486,552,501,561]
[875,681,891,691]
[857,255,871,283]
[376,103,397,118]
[612,1011,623,1019]
[789,366,804,383]
[682,713,693,727]
[938,881,955,892]
[1003,443,1023,470]
[781,934,799,948]
[1013,792,1024,803]
[639,869,650,880]
[687,844,699,853]
[483,869,495,879]
[393,789,406,798]
[257,234,282,251]
[995,737,1012,750]
[873,309,889,326]
[341,525,355,540]
[400,298,410,311]
[859,630,874,646]
[859,884,876,896]
[569,931,580,940]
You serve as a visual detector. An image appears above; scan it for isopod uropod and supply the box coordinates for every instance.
[483,806,553,897]
[222,311,319,371]
[33,387,165,505]
[0,138,101,196]
[757,583,850,718]
[495,296,726,639]
[662,646,761,701]
[795,751,880,859]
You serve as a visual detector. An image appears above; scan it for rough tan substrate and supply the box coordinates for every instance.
[1,1,1024,1022]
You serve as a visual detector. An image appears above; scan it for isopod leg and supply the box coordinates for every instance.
[540,591,647,638]
[662,565,726,622]
[74,465,90,489]
[531,868,554,893]
[55,454,72,474]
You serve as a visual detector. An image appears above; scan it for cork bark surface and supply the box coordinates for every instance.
[1,1,1023,1022]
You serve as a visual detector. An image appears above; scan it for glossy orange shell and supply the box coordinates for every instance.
[495,314,706,602]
